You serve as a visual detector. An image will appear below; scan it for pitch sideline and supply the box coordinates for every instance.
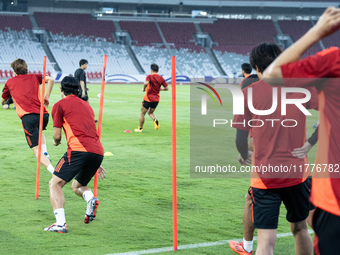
[106,229,314,255]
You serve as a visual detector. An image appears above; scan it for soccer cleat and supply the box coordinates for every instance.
[44,223,68,233]
[134,127,143,133]
[154,119,159,130]
[229,241,253,255]
[84,197,99,224]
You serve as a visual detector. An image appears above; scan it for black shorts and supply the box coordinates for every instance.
[21,113,49,148]
[313,207,340,255]
[142,100,158,110]
[54,151,103,185]
[80,95,89,102]
[78,88,88,102]
[250,178,311,229]
[306,176,315,211]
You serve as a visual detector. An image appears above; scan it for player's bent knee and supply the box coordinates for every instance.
[290,220,308,234]
[71,180,81,193]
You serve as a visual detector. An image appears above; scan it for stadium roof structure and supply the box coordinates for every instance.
[4,0,338,17]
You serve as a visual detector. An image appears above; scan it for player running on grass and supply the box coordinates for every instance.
[44,76,106,233]
[1,59,55,174]
[263,6,340,254]
[231,43,318,255]
[135,63,168,132]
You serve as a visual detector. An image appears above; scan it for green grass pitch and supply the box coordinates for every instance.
[0,83,318,254]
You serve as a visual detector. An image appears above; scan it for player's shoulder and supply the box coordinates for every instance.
[316,47,340,57]
[75,68,83,74]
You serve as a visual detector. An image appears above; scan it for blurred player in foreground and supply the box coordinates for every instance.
[263,6,340,254]
[135,63,168,132]
[1,59,55,174]
[230,128,318,255]
[44,76,105,233]
[231,43,317,255]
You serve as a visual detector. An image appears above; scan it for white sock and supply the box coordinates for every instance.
[47,164,54,174]
[54,208,66,226]
[41,144,47,154]
[83,190,94,203]
[243,238,253,252]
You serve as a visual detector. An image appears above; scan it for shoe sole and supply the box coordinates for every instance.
[84,199,99,224]
[44,226,68,233]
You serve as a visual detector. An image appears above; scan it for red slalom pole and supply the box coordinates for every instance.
[94,54,107,197]
[35,56,47,199]
[171,56,177,251]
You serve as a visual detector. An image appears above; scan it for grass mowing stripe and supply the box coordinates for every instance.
[106,230,314,255]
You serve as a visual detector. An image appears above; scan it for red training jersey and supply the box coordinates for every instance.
[52,95,104,156]
[281,47,340,216]
[233,80,318,189]
[1,74,48,118]
[143,73,168,102]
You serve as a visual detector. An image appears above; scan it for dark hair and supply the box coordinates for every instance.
[61,76,79,96]
[79,59,88,67]
[151,63,159,72]
[241,63,252,74]
[249,43,282,73]
[11,59,28,75]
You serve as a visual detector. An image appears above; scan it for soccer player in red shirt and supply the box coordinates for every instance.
[263,7,340,254]
[135,63,168,132]
[44,76,106,233]
[1,59,55,174]
[231,43,317,255]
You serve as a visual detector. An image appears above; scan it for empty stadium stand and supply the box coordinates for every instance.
[120,21,162,45]
[0,14,54,75]
[0,11,336,79]
[279,20,322,56]
[35,12,116,42]
[49,39,139,75]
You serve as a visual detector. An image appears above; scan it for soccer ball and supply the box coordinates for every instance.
[97,94,101,99]
[3,104,9,109]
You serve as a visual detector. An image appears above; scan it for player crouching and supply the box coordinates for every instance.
[44,76,106,233]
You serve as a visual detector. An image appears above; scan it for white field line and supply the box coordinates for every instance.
[106,230,314,255]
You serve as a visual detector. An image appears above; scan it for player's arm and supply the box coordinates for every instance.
[160,84,169,91]
[1,85,10,105]
[263,7,340,81]
[80,80,86,98]
[292,127,319,159]
[44,76,54,107]
[97,165,106,180]
[160,80,169,91]
[143,81,149,92]
[1,97,7,105]
[235,129,252,165]
[53,127,62,146]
